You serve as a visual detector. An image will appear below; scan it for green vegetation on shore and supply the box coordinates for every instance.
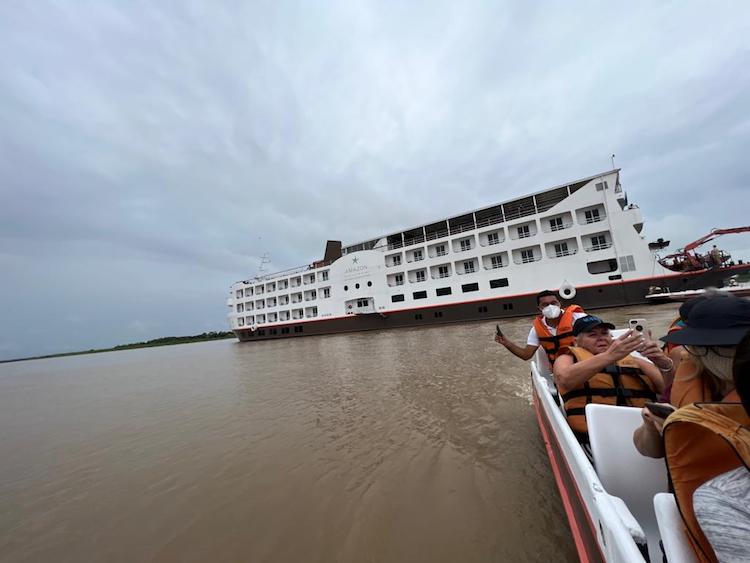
[1,331,236,364]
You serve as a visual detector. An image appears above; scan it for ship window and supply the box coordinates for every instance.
[394,274,404,285]
[587,259,618,274]
[503,303,514,310]
[490,278,509,288]
[282,327,290,334]
[478,306,488,313]
[461,283,479,293]
[438,265,449,278]
[487,232,500,245]
[321,271,329,281]
[434,311,443,318]
[322,287,331,298]
[436,244,447,256]
[367,281,372,287]
[258,329,265,336]
[463,260,475,274]
[460,239,472,252]
[415,271,426,283]
[392,255,402,265]
[415,313,423,320]
[237,303,244,313]
[236,290,243,299]
[392,294,405,302]
[590,235,608,250]
[355,283,360,289]
[238,318,245,326]
[619,255,636,272]
[584,209,601,224]
[414,249,423,261]
[357,299,368,307]
[521,249,535,263]
[490,256,504,269]
[270,328,277,335]
[294,326,303,333]
[344,285,348,291]
[517,225,530,239]
[413,291,427,299]
[554,242,570,257]
[436,287,452,296]
[595,181,609,191]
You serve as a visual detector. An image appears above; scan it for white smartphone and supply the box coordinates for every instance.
[629,318,649,337]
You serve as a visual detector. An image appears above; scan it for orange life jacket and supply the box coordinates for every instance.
[532,304,584,363]
[670,355,740,408]
[663,403,750,563]
[561,347,657,442]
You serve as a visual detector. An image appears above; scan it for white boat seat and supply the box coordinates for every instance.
[586,404,669,562]
[654,493,699,563]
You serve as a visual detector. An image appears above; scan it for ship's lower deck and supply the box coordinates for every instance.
[234,265,749,342]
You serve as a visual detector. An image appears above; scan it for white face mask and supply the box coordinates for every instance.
[541,304,562,320]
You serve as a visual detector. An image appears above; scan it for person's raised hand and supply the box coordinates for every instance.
[605,329,643,362]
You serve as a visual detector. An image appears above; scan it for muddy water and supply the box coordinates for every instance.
[0,303,680,563]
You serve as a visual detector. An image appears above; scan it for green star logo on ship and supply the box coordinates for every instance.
[352,257,359,263]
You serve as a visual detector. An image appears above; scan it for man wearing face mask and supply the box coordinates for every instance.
[495,290,586,364]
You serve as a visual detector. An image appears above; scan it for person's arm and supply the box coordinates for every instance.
[495,333,538,360]
[633,408,667,458]
[553,331,643,392]
[633,357,666,395]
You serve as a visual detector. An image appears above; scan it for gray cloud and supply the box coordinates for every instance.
[1,0,749,359]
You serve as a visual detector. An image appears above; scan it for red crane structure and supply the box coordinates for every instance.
[658,226,750,272]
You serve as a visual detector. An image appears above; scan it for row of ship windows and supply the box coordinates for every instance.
[386,235,618,285]
[385,228,610,268]
[391,278,510,302]
[379,205,606,255]
[238,306,319,326]
[236,288,331,312]
[235,270,330,299]
[244,325,305,337]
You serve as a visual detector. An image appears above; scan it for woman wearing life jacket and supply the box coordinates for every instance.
[633,294,747,459]
[494,289,585,365]
[689,329,750,563]
[660,296,706,402]
[553,315,666,443]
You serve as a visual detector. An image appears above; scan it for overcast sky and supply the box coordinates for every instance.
[1,1,749,360]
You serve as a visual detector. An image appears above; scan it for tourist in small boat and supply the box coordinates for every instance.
[660,296,706,402]
[494,290,586,364]
[691,329,750,563]
[634,294,749,458]
[552,315,666,444]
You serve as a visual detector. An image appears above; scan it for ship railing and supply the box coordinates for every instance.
[550,249,579,258]
[475,214,504,229]
[484,262,506,270]
[425,229,450,242]
[585,242,613,252]
[580,216,606,225]
[541,221,574,233]
[513,255,543,265]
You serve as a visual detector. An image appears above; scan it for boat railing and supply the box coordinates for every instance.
[513,255,542,265]
[584,242,614,252]
[541,221,574,233]
[531,359,651,562]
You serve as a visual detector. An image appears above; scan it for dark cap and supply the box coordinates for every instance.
[661,295,750,346]
[572,315,616,336]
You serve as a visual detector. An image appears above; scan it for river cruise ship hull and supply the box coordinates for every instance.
[228,170,749,341]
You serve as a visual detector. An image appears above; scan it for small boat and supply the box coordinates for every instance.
[531,334,699,563]
[645,282,750,303]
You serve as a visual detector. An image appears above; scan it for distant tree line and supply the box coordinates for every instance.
[2,331,236,363]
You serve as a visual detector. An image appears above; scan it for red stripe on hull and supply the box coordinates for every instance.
[533,388,606,563]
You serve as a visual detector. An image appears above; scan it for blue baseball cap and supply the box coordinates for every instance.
[662,294,750,346]
[572,315,616,336]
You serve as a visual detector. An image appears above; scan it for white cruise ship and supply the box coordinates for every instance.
[227,169,749,341]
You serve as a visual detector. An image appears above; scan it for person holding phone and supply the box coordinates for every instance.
[494,290,586,365]
[552,315,668,444]
[633,294,750,459]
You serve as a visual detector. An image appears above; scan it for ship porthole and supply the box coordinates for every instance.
[355,283,360,289]
[367,281,372,287]
[344,285,348,291]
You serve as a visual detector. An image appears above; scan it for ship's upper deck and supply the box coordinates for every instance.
[238,169,622,283]
[341,169,621,254]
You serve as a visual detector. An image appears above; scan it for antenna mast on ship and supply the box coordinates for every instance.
[257,252,271,279]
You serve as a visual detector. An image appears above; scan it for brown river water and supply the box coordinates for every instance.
[0,303,681,563]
